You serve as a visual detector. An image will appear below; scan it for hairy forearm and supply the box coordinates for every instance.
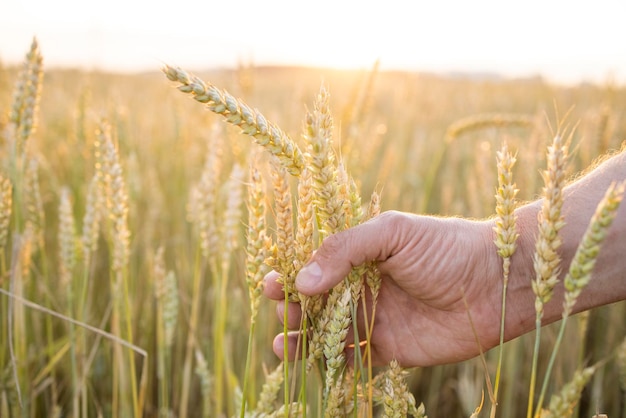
[504,148,626,339]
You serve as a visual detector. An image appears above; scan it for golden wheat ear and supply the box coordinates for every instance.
[9,37,43,155]
[163,65,304,176]
[532,134,569,314]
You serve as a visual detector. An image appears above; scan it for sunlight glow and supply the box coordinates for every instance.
[1,0,626,84]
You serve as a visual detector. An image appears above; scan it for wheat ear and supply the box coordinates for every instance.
[304,84,345,238]
[378,360,424,418]
[491,142,519,415]
[163,65,304,176]
[194,349,213,418]
[0,177,12,255]
[23,157,44,247]
[323,287,353,412]
[58,187,76,288]
[188,129,223,261]
[80,176,102,269]
[9,37,43,155]
[562,180,625,315]
[539,365,598,418]
[527,134,569,418]
[536,180,625,413]
[254,363,285,415]
[241,165,269,417]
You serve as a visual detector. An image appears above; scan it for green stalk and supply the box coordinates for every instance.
[240,313,257,418]
[156,303,169,417]
[350,299,364,418]
[283,286,290,418]
[121,269,140,417]
[214,258,232,416]
[491,258,511,418]
[0,254,6,374]
[180,245,203,418]
[301,313,308,418]
[527,316,542,418]
[535,313,569,415]
[68,273,79,418]
[79,261,92,418]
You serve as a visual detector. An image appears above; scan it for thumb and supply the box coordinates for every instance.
[295,211,403,296]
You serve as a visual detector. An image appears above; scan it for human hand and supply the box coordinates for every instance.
[263,210,524,368]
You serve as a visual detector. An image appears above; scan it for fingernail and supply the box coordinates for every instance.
[296,261,322,292]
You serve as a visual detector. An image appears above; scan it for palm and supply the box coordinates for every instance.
[362,216,501,367]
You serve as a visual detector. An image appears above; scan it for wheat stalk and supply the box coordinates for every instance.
[492,142,519,416]
[528,134,569,418]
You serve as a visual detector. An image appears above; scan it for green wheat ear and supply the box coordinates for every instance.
[563,180,626,315]
[535,179,625,414]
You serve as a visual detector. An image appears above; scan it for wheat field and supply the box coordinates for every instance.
[0,39,625,417]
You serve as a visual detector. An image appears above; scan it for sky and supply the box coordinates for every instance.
[1,0,626,85]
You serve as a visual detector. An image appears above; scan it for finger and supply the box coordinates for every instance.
[272,332,303,362]
[295,211,406,296]
[276,300,303,330]
[263,270,285,300]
